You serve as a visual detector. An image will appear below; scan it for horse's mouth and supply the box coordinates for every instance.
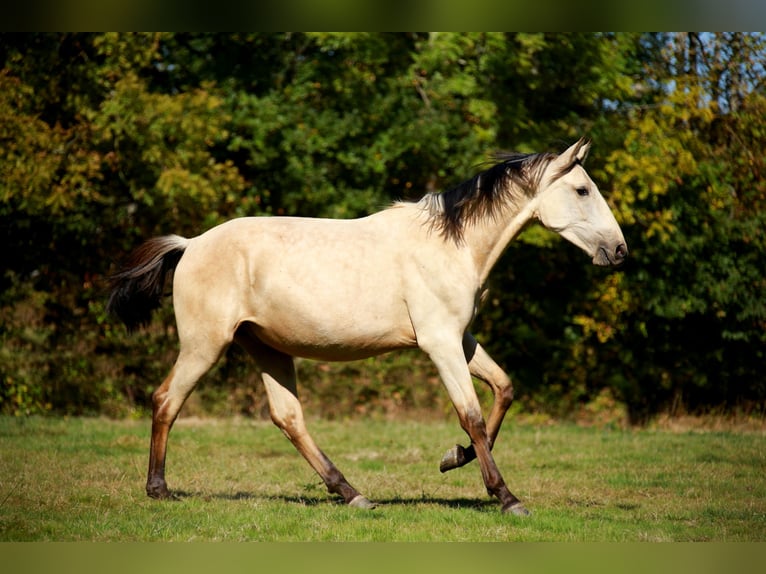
[594,243,628,266]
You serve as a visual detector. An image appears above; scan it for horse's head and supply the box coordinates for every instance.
[534,139,627,266]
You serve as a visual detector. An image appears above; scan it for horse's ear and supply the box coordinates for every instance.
[550,138,591,175]
[574,137,591,163]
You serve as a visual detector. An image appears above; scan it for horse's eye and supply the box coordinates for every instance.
[576,187,589,197]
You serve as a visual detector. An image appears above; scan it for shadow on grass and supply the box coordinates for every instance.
[167,489,496,510]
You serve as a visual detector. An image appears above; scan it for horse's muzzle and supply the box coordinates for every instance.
[615,243,628,263]
[595,243,628,266]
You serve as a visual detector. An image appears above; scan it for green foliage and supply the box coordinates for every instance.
[1,33,764,421]
[587,33,766,420]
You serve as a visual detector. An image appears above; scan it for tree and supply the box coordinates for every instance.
[575,33,766,420]
[1,33,764,421]
[1,33,245,414]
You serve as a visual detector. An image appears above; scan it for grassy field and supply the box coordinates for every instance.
[0,415,764,542]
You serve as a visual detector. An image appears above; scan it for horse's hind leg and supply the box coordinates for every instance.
[147,349,220,498]
[440,333,514,472]
[236,328,374,509]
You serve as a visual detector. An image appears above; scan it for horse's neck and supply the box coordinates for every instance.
[465,194,540,285]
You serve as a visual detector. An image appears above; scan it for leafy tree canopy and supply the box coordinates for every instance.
[1,33,763,421]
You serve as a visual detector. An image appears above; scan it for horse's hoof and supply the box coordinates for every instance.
[503,502,531,516]
[146,482,171,500]
[349,495,377,510]
[439,444,467,473]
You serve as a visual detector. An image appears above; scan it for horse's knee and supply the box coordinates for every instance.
[498,374,514,406]
[470,351,514,408]
[459,407,489,441]
[486,368,514,408]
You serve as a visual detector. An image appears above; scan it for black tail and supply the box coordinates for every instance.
[107,235,189,332]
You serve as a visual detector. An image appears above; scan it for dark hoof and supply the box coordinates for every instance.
[440,444,467,473]
[349,495,377,510]
[503,502,531,516]
[146,481,172,500]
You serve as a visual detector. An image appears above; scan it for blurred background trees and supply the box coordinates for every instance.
[1,33,763,423]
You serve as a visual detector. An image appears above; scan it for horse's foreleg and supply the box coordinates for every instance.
[147,352,217,499]
[423,333,528,515]
[237,330,374,509]
[440,333,514,473]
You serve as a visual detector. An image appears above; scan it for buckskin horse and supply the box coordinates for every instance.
[108,138,627,515]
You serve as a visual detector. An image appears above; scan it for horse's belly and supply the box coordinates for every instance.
[248,311,416,361]
[240,274,415,360]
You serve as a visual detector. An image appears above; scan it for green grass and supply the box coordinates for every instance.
[0,415,764,541]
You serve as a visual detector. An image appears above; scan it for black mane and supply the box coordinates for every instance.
[428,151,556,242]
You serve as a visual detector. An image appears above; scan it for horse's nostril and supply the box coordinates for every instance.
[615,243,628,260]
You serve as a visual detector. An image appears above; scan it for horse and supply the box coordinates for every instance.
[107,138,627,515]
